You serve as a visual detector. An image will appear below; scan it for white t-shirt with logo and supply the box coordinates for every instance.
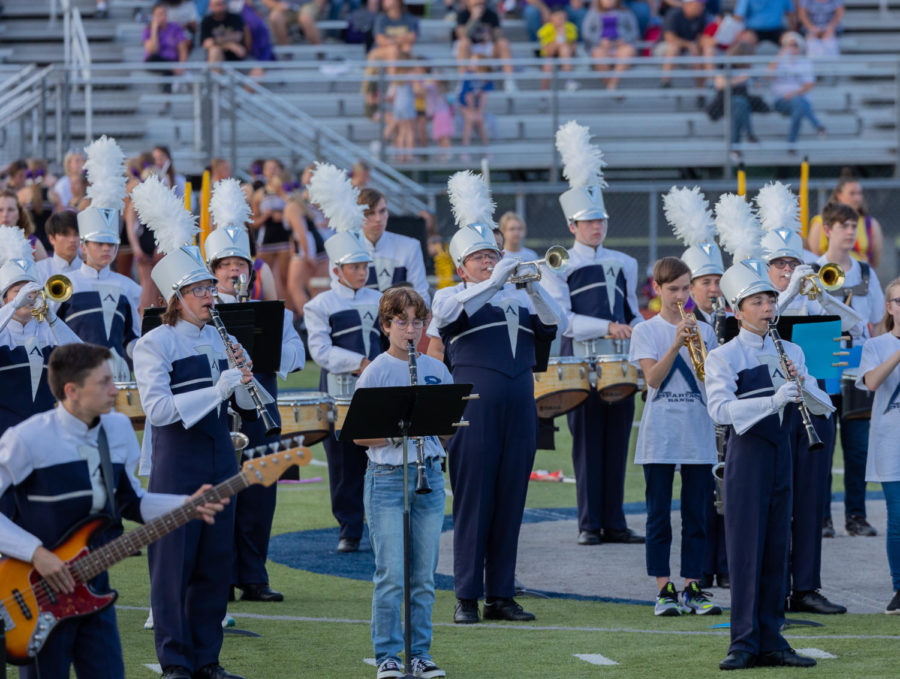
[628,314,717,465]
[856,332,900,483]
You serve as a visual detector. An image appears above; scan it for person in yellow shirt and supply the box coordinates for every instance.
[538,8,579,90]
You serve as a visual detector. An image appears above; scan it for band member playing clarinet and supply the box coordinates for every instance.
[206,178,305,602]
[132,176,261,679]
[706,194,832,671]
[541,121,643,546]
[433,171,564,625]
[353,287,451,679]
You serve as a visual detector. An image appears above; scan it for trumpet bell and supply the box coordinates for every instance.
[45,274,73,304]
[819,262,844,292]
[544,245,569,271]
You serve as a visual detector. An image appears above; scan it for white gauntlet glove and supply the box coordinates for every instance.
[13,282,42,310]
[785,265,814,300]
[488,256,518,287]
[772,382,800,410]
[215,368,245,401]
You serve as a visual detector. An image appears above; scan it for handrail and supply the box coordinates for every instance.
[67,6,93,141]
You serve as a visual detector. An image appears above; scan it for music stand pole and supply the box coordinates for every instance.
[401,421,413,677]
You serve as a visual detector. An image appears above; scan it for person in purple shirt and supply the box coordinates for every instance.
[143,3,191,75]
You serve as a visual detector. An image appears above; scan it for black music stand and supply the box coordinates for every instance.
[340,384,472,678]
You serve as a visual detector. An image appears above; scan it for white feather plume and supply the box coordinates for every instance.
[130,175,198,255]
[83,135,127,211]
[715,194,764,262]
[663,186,716,246]
[306,162,365,233]
[0,226,34,268]
[555,120,607,190]
[447,171,495,229]
[755,181,801,233]
[210,178,252,230]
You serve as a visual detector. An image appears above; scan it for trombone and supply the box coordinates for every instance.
[676,300,708,382]
[509,246,569,287]
[798,263,844,300]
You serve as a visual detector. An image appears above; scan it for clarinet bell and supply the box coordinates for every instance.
[806,424,824,452]
[415,463,432,495]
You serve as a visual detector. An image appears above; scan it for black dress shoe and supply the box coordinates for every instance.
[602,528,645,544]
[577,530,602,545]
[789,590,846,614]
[719,651,757,670]
[483,598,535,621]
[192,664,245,679]
[699,574,714,589]
[337,537,360,553]
[757,648,816,667]
[716,573,730,589]
[240,583,284,602]
[454,598,479,624]
[822,517,835,538]
[846,514,877,537]
[161,667,192,679]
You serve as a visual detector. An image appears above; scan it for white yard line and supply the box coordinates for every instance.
[575,653,619,666]
[796,648,837,659]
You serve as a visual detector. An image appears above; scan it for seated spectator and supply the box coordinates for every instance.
[524,0,587,42]
[263,0,324,46]
[96,0,109,19]
[798,0,842,58]
[455,0,517,92]
[768,31,825,144]
[17,159,54,252]
[49,150,85,213]
[237,0,276,76]
[2,159,28,193]
[659,0,716,89]
[459,55,494,151]
[351,160,371,189]
[583,0,639,90]
[210,157,232,183]
[538,7,579,91]
[624,0,652,38]
[201,0,248,64]
[735,0,796,47]
[162,0,200,36]
[707,42,767,161]
[362,0,419,118]
[143,3,191,82]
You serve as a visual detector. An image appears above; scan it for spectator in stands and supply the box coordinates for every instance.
[524,0,587,43]
[798,0,843,58]
[201,0,248,64]
[499,212,538,261]
[362,0,419,119]
[0,189,48,260]
[62,172,88,212]
[96,0,109,19]
[17,159,54,252]
[152,145,188,197]
[583,0,639,90]
[237,0,276,76]
[768,31,825,145]
[424,70,454,158]
[143,3,191,83]
[162,0,201,37]
[50,150,86,213]
[263,0,324,46]
[735,0,796,47]
[455,0,518,93]
[351,160,371,189]
[538,7,579,91]
[459,55,493,153]
[707,42,765,161]
[2,160,28,194]
[210,157,232,183]
[387,53,418,162]
[251,159,293,298]
[624,1,652,38]
[659,0,716,89]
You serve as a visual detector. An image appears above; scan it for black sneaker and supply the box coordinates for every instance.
[822,517,835,538]
[846,514,877,537]
[886,590,900,615]
[483,598,535,621]
[454,598,479,624]
[789,590,847,614]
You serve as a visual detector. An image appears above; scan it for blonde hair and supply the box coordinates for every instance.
[882,277,900,333]
[498,211,525,234]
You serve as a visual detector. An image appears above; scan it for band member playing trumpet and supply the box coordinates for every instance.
[132,176,258,679]
[205,178,306,602]
[0,225,81,437]
[305,164,384,554]
[629,257,720,617]
[541,121,644,546]
[433,171,564,625]
[758,182,860,616]
[706,194,833,671]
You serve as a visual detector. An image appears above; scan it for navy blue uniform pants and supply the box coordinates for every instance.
[449,367,536,600]
[323,432,369,540]
[567,392,634,533]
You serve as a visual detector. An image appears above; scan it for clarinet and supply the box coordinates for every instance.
[235,273,249,303]
[208,305,281,437]
[767,322,824,452]
[712,296,727,345]
[407,340,432,495]
[711,296,728,514]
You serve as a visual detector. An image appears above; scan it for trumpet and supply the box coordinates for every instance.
[509,246,569,287]
[676,300,708,382]
[798,263,844,300]
[31,274,73,322]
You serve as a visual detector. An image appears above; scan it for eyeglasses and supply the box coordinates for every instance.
[889,297,900,306]
[186,284,218,298]
[392,319,425,329]
[467,252,500,264]
[769,258,800,270]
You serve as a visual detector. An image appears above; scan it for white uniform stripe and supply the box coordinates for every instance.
[26,490,94,503]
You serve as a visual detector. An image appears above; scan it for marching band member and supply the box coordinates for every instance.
[758,182,860,615]
[0,343,226,679]
[358,188,431,306]
[433,171,564,624]
[35,211,82,280]
[663,186,729,590]
[133,176,258,679]
[205,178,306,602]
[540,121,644,546]
[856,277,900,614]
[706,194,832,671]
[0,225,81,437]
[819,200,886,538]
[304,164,384,554]
[56,137,141,381]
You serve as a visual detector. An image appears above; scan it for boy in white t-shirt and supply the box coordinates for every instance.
[354,286,452,679]
[629,257,721,617]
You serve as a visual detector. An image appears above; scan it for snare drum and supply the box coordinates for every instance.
[114,381,144,426]
[594,355,639,403]
[334,397,352,432]
[533,357,591,418]
[840,368,873,420]
[277,391,335,445]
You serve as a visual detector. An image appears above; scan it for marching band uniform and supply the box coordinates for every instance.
[433,171,563,621]
[363,228,431,306]
[205,182,306,599]
[35,250,81,280]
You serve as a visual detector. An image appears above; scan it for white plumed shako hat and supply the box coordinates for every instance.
[756,181,805,263]
[205,178,253,265]
[556,121,608,223]
[0,226,39,301]
[715,193,776,307]
[78,136,127,244]
[663,186,724,279]
[447,171,500,267]
[306,163,372,267]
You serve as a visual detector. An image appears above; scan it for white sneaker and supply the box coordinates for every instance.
[143,610,154,630]
[411,657,446,678]
[376,657,403,679]
[222,614,235,628]
[565,79,580,92]
[504,78,518,93]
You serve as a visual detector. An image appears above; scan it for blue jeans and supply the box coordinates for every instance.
[732,95,756,143]
[524,4,588,42]
[365,458,446,663]
[625,1,651,38]
[774,95,823,143]
[883,481,900,591]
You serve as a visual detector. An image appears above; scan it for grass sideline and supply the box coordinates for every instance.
[102,366,886,679]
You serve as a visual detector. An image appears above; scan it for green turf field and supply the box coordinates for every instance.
[98,366,896,679]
